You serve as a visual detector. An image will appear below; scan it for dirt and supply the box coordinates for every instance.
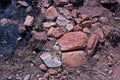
[0,0,120,80]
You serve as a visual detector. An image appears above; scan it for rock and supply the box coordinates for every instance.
[56,15,70,27]
[94,28,105,42]
[39,64,47,71]
[17,1,29,7]
[82,21,91,27]
[58,31,87,51]
[102,25,112,36]
[100,17,109,24]
[0,18,11,26]
[87,33,99,55]
[43,22,56,28]
[23,74,31,80]
[48,69,57,75]
[44,6,58,20]
[24,15,34,26]
[53,0,69,6]
[87,33,98,50]
[64,4,73,10]
[18,24,27,37]
[42,0,50,8]
[47,27,64,38]
[74,25,83,31]
[66,23,74,31]
[76,70,80,75]
[71,9,77,18]
[26,6,33,13]
[92,17,99,23]
[44,73,49,79]
[74,18,81,24]
[81,15,89,22]
[62,51,86,67]
[40,52,62,67]
[100,0,118,4]
[91,22,100,29]
[52,27,64,38]
[83,27,91,33]
[32,31,47,41]
[58,8,72,19]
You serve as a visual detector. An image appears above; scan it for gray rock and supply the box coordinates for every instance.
[40,52,62,68]
[23,74,31,80]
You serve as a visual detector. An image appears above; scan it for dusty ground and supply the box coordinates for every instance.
[0,0,120,80]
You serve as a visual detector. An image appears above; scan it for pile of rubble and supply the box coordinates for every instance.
[17,0,120,79]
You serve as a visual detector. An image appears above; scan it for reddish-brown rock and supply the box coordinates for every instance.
[102,25,112,36]
[58,31,87,51]
[74,18,81,24]
[39,64,47,71]
[100,0,117,3]
[74,25,83,31]
[94,28,105,42]
[24,15,34,26]
[53,0,69,5]
[62,51,86,67]
[44,6,58,20]
[81,15,89,22]
[87,33,99,55]
[18,24,27,37]
[43,22,56,28]
[82,21,91,27]
[48,69,58,75]
[71,9,77,18]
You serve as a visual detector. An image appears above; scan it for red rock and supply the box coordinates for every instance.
[44,6,58,20]
[102,25,112,36]
[100,0,117,3]
[66,23,74,31]
[43,22,56,28]
[64,4,73,10]
[87,33,99,55]
[47,27,64,38]
[39,64,47,71]
[81,14,89,22]
[44,73,49,79]
[24,15,34,26]
[74,25,83,31]
[17,1,29,7]
[94,28,105,42]
[32,31,47,41]
[87,33,98,50]
[58,8,72,19]
[48,69,57,75]
[71,9,77,18]
[74,18,81,24]
[92,17,99,23]
[91,22,100,29]
[83,27,91,33]
[58,31,87,51]
[52,27,64,38]
[62,51,86,67]
[53,0,69,5]
[82,21,91,27]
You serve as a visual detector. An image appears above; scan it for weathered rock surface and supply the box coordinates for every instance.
[62,51,86,67]
[58,31,87,51]
[40,52,62,68]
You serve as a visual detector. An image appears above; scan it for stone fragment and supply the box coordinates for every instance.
[23,74,31,80]
[71,9,77,18]
[102,25,112,36]
[64,4,73,10]
[74,18,81,24]
[82,21,91,27]
[17,1,29,7]
[100,0,118,4]
[58,31,87,51]
[48,69,57,75]
[74,25,83,31]
[39,64,47,71]
[81,15,89,22]
[83,27,91,33]
[18,24,27,37]
[62,51,86,67]
[56,15,70,27]
[100,17,109,24]
[42,0,50,8]
[40,52,62,67]
[53,0,69,5]
[43,22,56,28]
[24,15,34,26]
[26,6,33,13]
[66,23,74,31]
[44,6,58,20]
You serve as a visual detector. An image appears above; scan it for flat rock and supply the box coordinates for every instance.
[56,15,70,27]
[62,51,86,67]
[44,6,58,20]
[43,22,56,28]
[40,52,62,68]
[100,0,118,4]
[58,31,87,51]
[53,0,69,5]
[24,15,34,26]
